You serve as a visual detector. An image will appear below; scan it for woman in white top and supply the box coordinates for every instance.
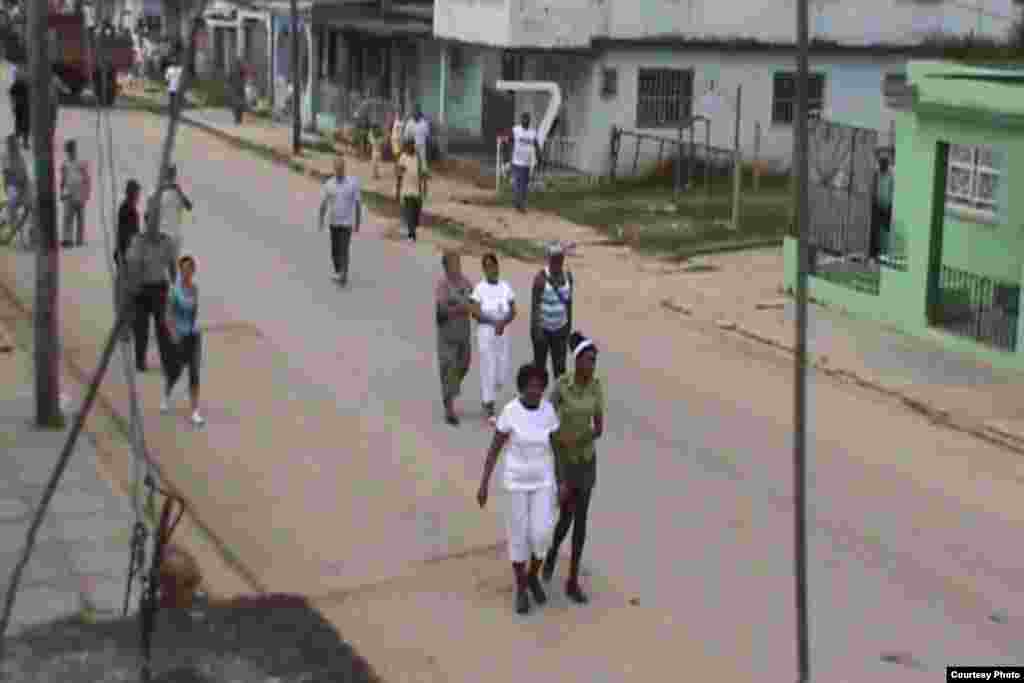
[478,363,560,615]
[471,253,517,424]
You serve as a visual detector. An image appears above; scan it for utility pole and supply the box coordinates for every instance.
[290,0,301,155]
[30,0,61,427]
[793,0,812,681]
[731,84,742,231]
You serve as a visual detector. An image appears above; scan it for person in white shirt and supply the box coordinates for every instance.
[510,112,542,213]
[477,363,559,615]
[403,108,431,170]
[145,163,193,249]
[165,61,183,109]
[471,253,517,423]
[318,155,362,285]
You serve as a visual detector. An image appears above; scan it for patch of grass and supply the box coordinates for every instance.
[483,169,793,257]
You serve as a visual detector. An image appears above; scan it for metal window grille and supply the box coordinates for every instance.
[946,144,1001,214]
[636,68,692,129]
[771,72,825,124]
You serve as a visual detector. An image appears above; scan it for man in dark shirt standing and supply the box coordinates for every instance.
[116,179,142,267]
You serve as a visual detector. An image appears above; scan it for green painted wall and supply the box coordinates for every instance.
[444,46,485,136]
[415,41,442,121]
[783,64,1024,371]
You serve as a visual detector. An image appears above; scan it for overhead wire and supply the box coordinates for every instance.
[87,8,158,596]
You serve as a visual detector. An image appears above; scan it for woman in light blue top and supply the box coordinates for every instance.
[161,253,204,426]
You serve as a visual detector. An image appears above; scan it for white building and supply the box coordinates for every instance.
[432,0,1021,175]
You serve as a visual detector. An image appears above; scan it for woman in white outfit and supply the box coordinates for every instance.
[478,363,559,615]
[471,253,517,424]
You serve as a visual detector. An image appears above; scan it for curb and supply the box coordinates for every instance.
[658,299,1024,457]
[0,277,266,599]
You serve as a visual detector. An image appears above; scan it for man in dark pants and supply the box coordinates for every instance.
[318,155,362,286]
[530,242,573,379]
[870,156,893,260]
[122,210,179,373]
[115,179,142,267]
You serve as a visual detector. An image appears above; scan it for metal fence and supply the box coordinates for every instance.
[607,126,735,188]
[933,265,1020,352]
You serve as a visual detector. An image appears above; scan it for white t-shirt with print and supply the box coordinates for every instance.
[496,397,559,492]
[512,125,537,168]
[471,279,515,323]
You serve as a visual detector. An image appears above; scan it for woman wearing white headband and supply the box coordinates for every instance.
[544,331,604,604]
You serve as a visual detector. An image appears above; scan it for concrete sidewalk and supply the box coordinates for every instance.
[0,335,133,635]
[657,247,1024,452]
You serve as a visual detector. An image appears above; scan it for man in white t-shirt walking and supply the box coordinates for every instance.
[511,112,542,213]
[404,108,431,169]
[318,155,362,286]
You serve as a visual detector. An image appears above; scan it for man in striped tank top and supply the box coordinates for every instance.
[530,242,573,379]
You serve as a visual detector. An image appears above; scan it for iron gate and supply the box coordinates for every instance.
[808,119,878,255]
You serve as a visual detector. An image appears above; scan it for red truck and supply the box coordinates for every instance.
[2,10,135,106]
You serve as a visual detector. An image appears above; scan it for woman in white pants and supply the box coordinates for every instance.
[471,253,517,424]
[478,364,559,615]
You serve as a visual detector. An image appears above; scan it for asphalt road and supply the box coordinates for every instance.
[12,98,1024,680]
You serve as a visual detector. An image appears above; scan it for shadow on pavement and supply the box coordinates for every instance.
[3,594,382,682]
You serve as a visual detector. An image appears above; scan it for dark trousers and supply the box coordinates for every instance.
[401,196,422,240]
[166,332,201,392]
[13,105,28,146]
[532,325,569,379]
[549,466,595,582]
[511,164,530,210]
[870,204,891,258]
[133,283,173,372]
[329,224,353,277]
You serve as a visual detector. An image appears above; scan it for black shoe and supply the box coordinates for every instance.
[445,414,460,427]
[566,580,589,605]
[136,364,147,373]
[61,241,73,248]
[515,588,530,615]
[528,574,547,605]
[542,551,557,583]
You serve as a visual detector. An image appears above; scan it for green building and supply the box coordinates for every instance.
[784,59,1024,370]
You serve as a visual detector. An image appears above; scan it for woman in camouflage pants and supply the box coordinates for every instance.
[436,251,478,426]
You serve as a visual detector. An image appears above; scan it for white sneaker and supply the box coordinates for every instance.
[191,411,205,426]
[160,396,171,413]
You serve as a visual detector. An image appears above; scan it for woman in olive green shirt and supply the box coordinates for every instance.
[543,331,604,603]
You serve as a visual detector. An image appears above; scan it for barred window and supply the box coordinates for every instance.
[771,72,825,124]
[636,68,692,128]
[947,144,1002,215]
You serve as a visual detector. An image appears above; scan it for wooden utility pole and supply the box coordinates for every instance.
[290,0,301,155]
[30,0,61,427]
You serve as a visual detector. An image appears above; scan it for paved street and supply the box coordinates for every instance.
[4,95,1024,681]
